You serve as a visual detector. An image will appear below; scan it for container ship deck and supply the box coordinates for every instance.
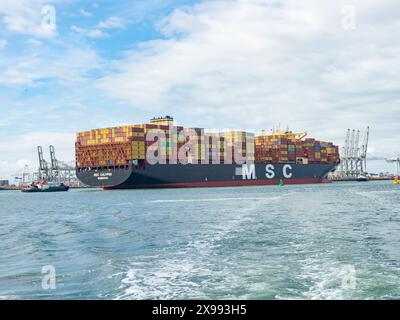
[75,116,339,189]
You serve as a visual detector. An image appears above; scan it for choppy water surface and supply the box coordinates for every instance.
[0,181,399,299]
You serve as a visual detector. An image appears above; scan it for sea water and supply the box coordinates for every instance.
[0,180,399,299]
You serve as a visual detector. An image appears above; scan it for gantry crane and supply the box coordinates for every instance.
[48,145,76,185]
[335,126,370,179]
[386,156,400,175]
[38,146,50,180]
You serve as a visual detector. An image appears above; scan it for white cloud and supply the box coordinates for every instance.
[70,25,84,33]
[87,28,107,38]
[0,39,7,49]
[0,132,75,180]
[71,16,123,38]
[98,16,124,29]
[80,8,93,17]
[0,0,57,37]
[27,38,42,46]
[71,25,107,38]
[97,0,400,156]
[0,46,101,86]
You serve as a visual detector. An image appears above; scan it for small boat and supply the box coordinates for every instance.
[356,174,369,182]
[22,181,69,193]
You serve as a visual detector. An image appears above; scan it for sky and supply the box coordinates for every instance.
[0,0,399,180]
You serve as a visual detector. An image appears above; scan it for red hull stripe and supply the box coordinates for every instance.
[105,178,323,189]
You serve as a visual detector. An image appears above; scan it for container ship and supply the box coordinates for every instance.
[75,116,339,189]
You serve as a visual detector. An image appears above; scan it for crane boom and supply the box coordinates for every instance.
[49,145,58,170]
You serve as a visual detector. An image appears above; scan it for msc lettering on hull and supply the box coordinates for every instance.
[242,164,256,179]
[240,164,293,180]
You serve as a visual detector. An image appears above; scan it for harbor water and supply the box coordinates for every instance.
[0,180,399,299]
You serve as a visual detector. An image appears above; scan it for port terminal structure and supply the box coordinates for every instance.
[386,156,400,175]
[14,146,84,188]
[330,127,370,180]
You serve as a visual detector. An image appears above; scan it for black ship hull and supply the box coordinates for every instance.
[77,163,337,189]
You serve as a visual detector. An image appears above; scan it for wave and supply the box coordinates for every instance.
[148,194,293,203]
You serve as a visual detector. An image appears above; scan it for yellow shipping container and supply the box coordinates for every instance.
[132,141,144,146]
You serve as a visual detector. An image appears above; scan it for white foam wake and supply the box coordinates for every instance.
[148,194,293,203]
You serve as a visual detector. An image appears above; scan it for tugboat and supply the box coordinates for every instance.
[356,174,369,182]
[22,181,69,193]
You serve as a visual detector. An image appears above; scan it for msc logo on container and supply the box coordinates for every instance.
[237,164,293,180]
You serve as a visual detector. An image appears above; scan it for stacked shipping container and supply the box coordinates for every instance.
[220,131,254,164]
[254,131,339,164]
[76,118,339,168]
[76,126,146,167]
